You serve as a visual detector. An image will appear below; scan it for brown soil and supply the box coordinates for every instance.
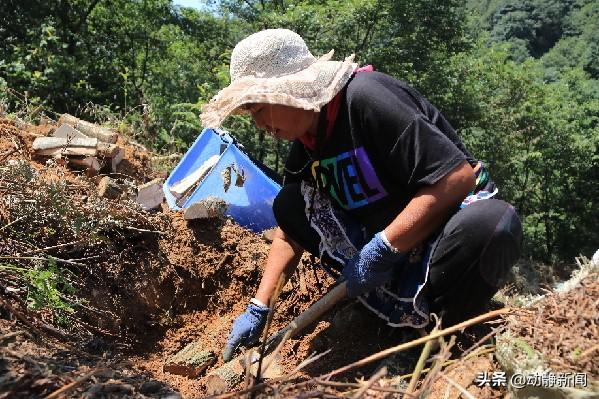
[2,117,596,398]
[427,355,503,399]
[1,117,370,397]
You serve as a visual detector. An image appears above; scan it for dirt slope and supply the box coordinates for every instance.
[1,118,597,398]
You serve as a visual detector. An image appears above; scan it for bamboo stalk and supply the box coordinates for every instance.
[406,326,438,394]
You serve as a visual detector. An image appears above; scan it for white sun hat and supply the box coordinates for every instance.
[200,29,357,128]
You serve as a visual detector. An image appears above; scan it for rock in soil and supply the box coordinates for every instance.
[84,382,134,398]
[139,379,164,394]
[163,342,215,378]
[136,177,165,210]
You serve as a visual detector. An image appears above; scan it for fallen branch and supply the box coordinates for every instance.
[45,366,107,399]
[578,342,599,361]
[254,273,287,388]
[0,330,27,343]
[123,226,166,235]
[459,325,505,358]
[0,147,20,163]
[418,335,455,396]
[151,153,182,161]
[397,345,496,381]
[0,255,88,267]
[323,308,512,379]
[0,216,25,232]
[289,349,332,377]
[21,240,85,256]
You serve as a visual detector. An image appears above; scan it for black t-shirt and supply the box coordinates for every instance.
[283,71,475,235]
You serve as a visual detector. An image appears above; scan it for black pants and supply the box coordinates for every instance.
[273,183,523,326]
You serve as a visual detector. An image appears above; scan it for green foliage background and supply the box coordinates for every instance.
[1,0,597,263]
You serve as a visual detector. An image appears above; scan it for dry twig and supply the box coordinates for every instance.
[418,335,455,396]
[324,308,511,379]
[253,273,287,389]
[44,366,107,399]
[351,366,387,399]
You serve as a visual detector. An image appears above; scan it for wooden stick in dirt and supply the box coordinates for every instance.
[205,281,348,394]
[254,273,287,386]
[323,308,512,379]
[59,114,118,143]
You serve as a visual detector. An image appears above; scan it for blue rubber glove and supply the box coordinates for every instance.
[222,302,270,361]
[342,232,406,298]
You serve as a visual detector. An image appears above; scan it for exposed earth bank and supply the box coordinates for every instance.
[0,118,596,398]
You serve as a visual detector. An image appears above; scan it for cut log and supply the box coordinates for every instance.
[163,342,215,378]
[52,124,88,140]
[33,137,97,151]
[205,358,244,394]
[136,178,164,210]
[97,176,124,199]
[32,137,121,159]
[170,154,220,199]
[35,147,97,158]
[59,114,118,144]
[205,352,282,394]
[33,137,97,158]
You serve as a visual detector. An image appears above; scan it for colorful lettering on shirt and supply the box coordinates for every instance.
[311,147,387,209]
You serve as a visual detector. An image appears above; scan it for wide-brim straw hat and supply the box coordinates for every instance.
[200,29,356,128]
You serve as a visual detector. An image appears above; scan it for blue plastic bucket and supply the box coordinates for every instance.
[163,128,281,232]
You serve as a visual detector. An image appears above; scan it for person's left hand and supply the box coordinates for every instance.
[342,232,406,298]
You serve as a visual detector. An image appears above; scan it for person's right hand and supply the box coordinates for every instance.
[222,302,270,361]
